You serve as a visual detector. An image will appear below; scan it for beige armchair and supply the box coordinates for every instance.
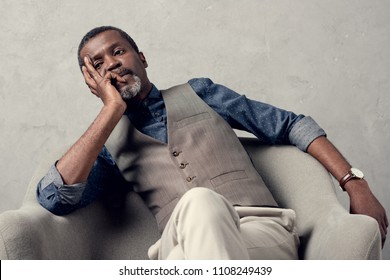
[0,138,382,259]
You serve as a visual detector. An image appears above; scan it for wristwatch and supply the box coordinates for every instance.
[339,168,364,191]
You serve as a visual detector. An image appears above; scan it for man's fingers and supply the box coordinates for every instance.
[82,66,97,91]
[381,231,386,248]
[87,85,98,96]
[115,74,126,83]
[382,219,388,235]
[82,56,126,103]
[380,215,388,247]
[83,56,101,80]
[105,71,126,84]
[82,65,92,81]
[83,55,127,84]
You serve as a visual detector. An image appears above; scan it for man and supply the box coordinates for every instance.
[37,26,388,259]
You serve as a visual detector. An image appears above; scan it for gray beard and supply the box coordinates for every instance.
[119,74,142,101]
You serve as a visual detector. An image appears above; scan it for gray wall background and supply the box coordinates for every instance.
[1,0,389,259]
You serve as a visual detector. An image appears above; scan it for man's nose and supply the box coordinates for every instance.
[105,56,121,73]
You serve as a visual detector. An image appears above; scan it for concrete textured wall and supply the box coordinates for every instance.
[1,0,389,259]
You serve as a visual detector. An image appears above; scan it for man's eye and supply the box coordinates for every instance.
[94,62,102,69]
[114,49,125,56]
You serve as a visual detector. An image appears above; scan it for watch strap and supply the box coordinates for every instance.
[339,171,354,190]
[339,168,364,191]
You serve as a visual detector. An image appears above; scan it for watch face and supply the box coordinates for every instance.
[351,168,364,179]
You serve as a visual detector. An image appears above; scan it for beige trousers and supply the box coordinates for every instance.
[148,187,300,260]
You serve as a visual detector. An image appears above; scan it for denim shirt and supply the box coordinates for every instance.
[37,78,326,215]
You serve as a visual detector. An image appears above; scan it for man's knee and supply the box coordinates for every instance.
[177,187,238,224]
[180,187,228,211]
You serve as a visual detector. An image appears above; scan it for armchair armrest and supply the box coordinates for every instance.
[241,137,382,259]
[0,202,95,259]
[0,145,160,260]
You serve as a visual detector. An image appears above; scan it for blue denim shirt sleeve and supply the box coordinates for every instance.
[188,78,326,151]
[36,146,123,215]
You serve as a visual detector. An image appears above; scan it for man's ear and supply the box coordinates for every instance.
[138,52,148,68]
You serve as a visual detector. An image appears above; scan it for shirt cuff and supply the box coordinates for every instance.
[38,164,86,205]
[289,116,326,152]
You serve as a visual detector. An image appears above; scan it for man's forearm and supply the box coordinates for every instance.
[307,135,388,246]
[56,103,126,185]
[306,136,351,183]
[307,135,370,195]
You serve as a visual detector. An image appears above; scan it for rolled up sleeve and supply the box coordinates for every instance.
[36,146,124,215]
[36,164,86,215]
[288,116,327,151]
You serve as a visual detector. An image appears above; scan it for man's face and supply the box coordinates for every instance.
[79,30,151,101]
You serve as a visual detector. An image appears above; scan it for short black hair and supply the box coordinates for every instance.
[77,26,140,69]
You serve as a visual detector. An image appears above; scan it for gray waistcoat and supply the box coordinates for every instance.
[106,83,278,232]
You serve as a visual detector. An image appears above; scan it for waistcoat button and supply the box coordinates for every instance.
[186,176,193,182]
[180,163,188,169]
[172,151,180,157]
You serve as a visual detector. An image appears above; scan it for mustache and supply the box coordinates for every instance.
[112,68,136,77]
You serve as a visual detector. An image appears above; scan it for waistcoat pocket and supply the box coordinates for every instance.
[176,112,211,128]
[210,170,248,188]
